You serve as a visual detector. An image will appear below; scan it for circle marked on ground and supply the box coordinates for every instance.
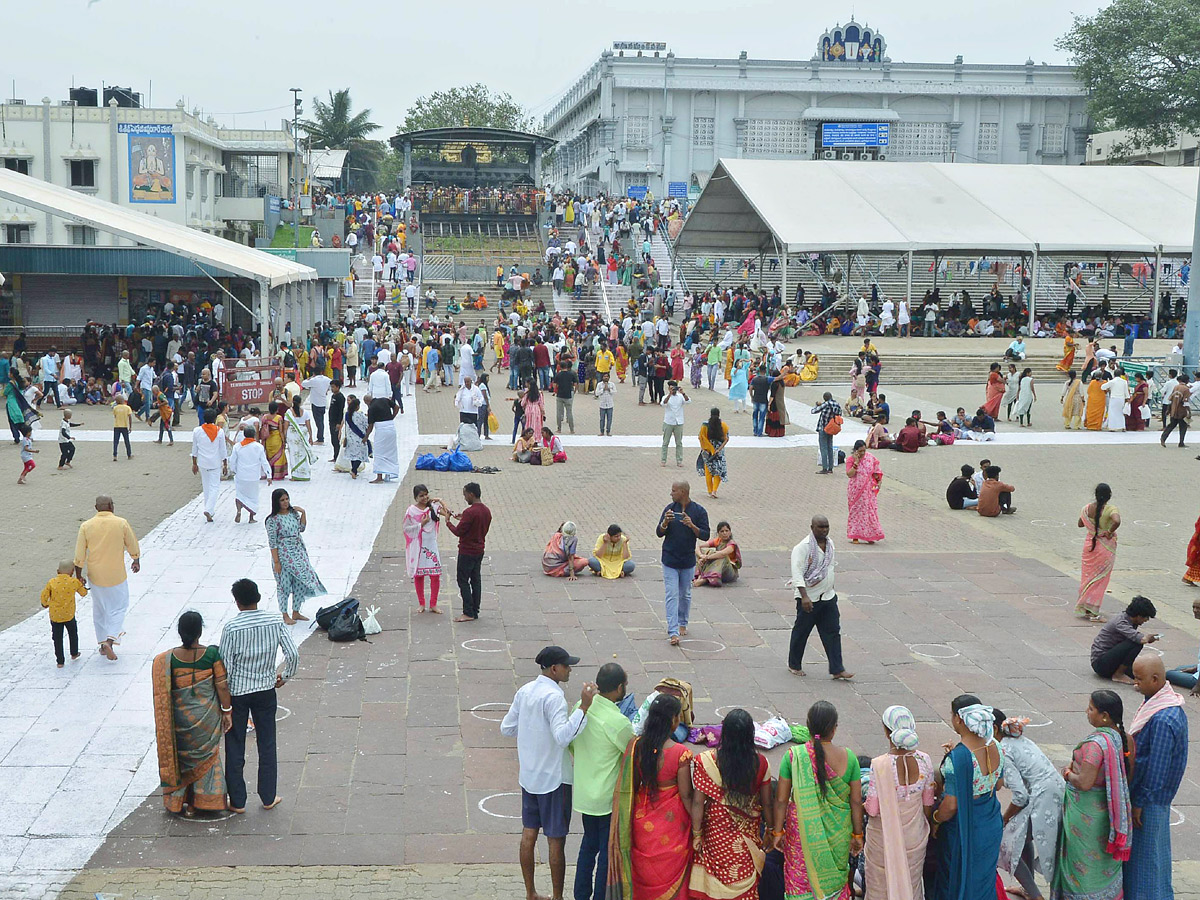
[1133,520,1170,528]
[1030,520,1067,528]
[714,705,775,721]
[176,810,236,823]
[847,594,889,607]
[1171,806,1185,827]
[1002,710,1053,728]
[678,639,726,653]
[1023,595,1068,608]
[478,791,522,819]
[909,643,960,660]
[276,705,292,722]
[470,702,511,723]
[462,638,506,653]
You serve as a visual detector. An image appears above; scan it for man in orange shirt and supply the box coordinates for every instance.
[976,465,1016,517]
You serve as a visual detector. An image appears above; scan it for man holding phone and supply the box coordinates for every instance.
[656,481,709,646]
[660,380,690,467]
[1089,595,1159,684]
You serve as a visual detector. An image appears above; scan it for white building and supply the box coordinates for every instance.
[1086,128,1200,167]
[542,24,1091,197]
[0,93,297,246]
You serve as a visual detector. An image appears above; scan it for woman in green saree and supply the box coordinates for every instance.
[772,701,864,900]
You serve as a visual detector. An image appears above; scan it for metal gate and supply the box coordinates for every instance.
[421,254,455,283]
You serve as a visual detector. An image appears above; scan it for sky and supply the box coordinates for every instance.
[4,0,1105,135]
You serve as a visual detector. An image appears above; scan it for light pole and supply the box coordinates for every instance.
[290,88,302,249]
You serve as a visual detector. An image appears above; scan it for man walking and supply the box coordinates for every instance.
[219,578,299,814]
[191,408,229,524]
[750,366,772,437]
[454,376,484,430]
[445,482,492,622]
[811,391,841,474]
[328,380,345,462]
[39,347,61,409]
[74,495,140,661]
[500,646,597,900]
[595,372,615,436]
[301,370,331,444]
[788,515,854,680]
[553,359,576,434]
[1124,656,1188,900]
[570,662,632,900]
[660,380,689,467]
[656,481,709,645]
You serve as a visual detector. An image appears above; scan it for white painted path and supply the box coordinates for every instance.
[0,404,420,899]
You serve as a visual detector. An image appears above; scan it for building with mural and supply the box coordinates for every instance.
[541,22,1090,197]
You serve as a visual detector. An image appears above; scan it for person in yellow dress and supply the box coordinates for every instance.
[1056,332,1078,372]
[800,352,820,382]
[587,525,635,578]
[1084,374,1106,430]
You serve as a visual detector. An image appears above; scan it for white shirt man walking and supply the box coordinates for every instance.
[74,495,140,660]
[191,408,229,523]
[229,423,271,523]
[788,514,854,680]
[500,646,597,900]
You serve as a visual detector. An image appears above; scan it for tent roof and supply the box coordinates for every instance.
[0,169,317,288]
[676,159,1199,256]
[310,148,348,180]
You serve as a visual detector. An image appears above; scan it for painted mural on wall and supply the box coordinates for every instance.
[817,21,886,63]
[120,123,176,203]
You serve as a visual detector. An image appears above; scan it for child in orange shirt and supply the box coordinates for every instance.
[40,561,87,666]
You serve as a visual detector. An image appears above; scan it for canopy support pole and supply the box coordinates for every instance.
[905,251,914,308]
[1029,245,1039,336]
[257,279,269,355]
[1104,252,1112,301]
[780,246,788,313]
[1152,245,1162,339]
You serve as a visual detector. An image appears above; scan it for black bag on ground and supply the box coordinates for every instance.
[327,607,367,642]
[315,597,359,630]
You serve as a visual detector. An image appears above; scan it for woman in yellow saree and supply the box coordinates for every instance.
[152,611,232,815]
[1056,333,1078,372]
[800,354,820,382]
[1061,369,1085,429]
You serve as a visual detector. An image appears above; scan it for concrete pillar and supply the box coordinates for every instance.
[402,140,412,191]
[905,251,914,306]
[1029,246,1039,334]
[257,279,270,356]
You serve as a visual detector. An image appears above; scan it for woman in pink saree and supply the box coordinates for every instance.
[1076,483,1120,622]
[846,440,885,543]
[982,363,1006,419]
[737,309,758,338]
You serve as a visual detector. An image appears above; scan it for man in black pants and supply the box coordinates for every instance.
[788,515,854,680]
[219,578,300,813]
[327,380,345,462]
[1090,595,1159,683]
[445,482,492,622]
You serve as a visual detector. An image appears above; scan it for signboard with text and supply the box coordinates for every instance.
[221,361,280,408]
[821,122,890,148]
[613,41,667,52]
[626,185,649,200]
[667,181,688,199]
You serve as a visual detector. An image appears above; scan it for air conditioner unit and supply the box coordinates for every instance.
[877,153,888,162]
[840,151,856,161]
[822,150,837,160]
[857,151,873,160]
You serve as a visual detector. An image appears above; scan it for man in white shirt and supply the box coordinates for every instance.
[191,408,229,523]
[454,376,484,428]
[788,515,853,679]
[366,361,392,402]
[371,252,384,279]
[655,316,670,351]
[136,360,156,419]
[346,231,358,253]
[404,282,417,314]
[301,372,332,444]
[500,646,597,900]
[660,380,690,467]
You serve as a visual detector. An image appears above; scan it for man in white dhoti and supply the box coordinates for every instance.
[74,495,140,660]
[229,424,271,523]
[191,408,229,523]
[458,341,475,386]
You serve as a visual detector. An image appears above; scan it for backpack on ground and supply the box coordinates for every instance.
[327,606,367,642]
[653,677,695,726]
[315,596,359,631]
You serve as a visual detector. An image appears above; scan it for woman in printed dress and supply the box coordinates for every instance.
[403,484,444,612]
[265,488,326,624]
[846,440,885,544]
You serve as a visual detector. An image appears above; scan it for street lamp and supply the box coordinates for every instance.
[290,88,302,249]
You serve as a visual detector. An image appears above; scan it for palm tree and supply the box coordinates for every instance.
[299,89,384,191]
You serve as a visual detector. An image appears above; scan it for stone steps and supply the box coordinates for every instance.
[801,352,1066,385]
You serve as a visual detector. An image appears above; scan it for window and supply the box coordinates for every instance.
[976,122,999,156]
[200,169,209,202]
[214,174,223,198]
[1185,147,1198,167]
[3,158,29,175]
[692,116,715,148]
[891,122,950,159]
[69,159,95,188]
[624,116,650,149]
[70,225,97,245]
[745,119,805,155]
[1042,123,1065,156]
[4,224,31,244]
[625,173,648,193]
[187,166,196,199]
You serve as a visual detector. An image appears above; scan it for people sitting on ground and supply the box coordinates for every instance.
[946,464,979,510]
[950,407,971,439]
[799,352,819,382]
[968,407,997,441]
[931,411,956,445]
[890,417,922,453]
[512,427,536,463]
[543,521,589,579]
[1165,597,1200,693]
[589,524,636,579]
[692,521,742,588]
[1005,337,1027,360]
[866,420,891,450]
[1090,595,1160,684]
[542,426,567,463]
[977,465,1016,517]
[861,393,890,426]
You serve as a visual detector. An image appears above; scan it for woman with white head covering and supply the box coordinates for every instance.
[864,705,936,899]
[931,695,1005,900]
[541,521,588,580]
[995,713,1063,900]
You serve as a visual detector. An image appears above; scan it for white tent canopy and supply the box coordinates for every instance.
[310,148,349,181]
[676,159,1199,256]
[0,168,317,288]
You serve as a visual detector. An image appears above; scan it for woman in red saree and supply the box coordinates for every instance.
[846,441,885,544]
[1125,372,1150,431]
[690,709,772,900]
[1184,511,1200,586]
[1077,483,1119,622]
[608,694,694,900]
[982,363,1005,418]
[671,345,686,381]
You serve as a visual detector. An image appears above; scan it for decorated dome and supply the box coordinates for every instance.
[817,20,885,62]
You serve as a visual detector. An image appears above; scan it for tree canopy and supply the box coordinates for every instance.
[299,89,384,190]
[1057,0,1200,152]
[400,83,535,134]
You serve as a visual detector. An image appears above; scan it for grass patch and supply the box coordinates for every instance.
[271,225,315,248]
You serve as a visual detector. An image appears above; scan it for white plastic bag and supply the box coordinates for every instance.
[362,605,382,635]
[753,716,792,750]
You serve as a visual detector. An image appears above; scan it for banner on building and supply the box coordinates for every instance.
[121,123,176,203]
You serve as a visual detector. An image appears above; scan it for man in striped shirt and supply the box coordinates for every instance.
[220,578,300,814]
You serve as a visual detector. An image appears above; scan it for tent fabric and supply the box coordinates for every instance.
[676,159,1199,256]
[0,168,317,288]
[310,149,349,180]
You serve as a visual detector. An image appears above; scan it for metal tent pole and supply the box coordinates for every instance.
[1152,246,1162,339]
[1029,245,1039,335]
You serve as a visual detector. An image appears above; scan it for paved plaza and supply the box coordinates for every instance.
[0,352,1198,899]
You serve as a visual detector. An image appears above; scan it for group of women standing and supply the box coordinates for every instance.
[1060,368,1149,432]
[605,690,1134,900]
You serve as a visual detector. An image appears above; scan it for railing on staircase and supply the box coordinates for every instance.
[657,228,688,297]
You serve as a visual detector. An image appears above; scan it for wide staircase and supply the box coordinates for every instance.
[800,350,1068,386]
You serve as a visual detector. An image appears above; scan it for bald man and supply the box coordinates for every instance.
[789,515,853,680]
[1126,655,1189,899]
[74,496,141,660]
[655,481,709,645]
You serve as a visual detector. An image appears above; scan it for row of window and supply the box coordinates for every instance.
[2,158,229,196]
[2,224,96,244]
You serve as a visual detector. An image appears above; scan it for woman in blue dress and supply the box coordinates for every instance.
[728,360,749,415]
[265,488,327,624]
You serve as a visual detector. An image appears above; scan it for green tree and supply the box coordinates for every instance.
[1057,0,1200,152]
[400,83,534,133]
[299,89,385,190]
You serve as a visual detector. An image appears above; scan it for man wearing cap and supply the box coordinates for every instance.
[501,646,598,900]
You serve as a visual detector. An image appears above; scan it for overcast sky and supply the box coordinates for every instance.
[5,0,1103,134]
